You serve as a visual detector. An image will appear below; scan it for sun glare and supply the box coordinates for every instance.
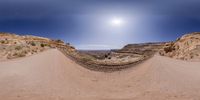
[110,17,124,27]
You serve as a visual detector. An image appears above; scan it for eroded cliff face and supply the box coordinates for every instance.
[0,33,75,60]
[160,32,200,61]
[117,43,165,54]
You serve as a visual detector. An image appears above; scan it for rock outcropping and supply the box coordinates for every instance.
[0,32,75,60]
[160,32,200,61]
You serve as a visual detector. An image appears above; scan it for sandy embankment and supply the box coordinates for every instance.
[0,49,200,100]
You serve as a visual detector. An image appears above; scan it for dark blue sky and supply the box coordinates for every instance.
[0,0,200,49]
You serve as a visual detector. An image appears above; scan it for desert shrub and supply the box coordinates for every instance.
[105,54,108,58]
[176,38,181,41]
[70,46,75,49]
[55,39,64,44]
[23,50,28,54]
[66,43,70,45]
[40,43,45,47]
[159,51,164,56]
[31,42,36,46]
[18,53,26,57]
[15,46,22,50]
[12,52,18,57]
[7,51,26,59]
[13,52,26,57]
[163,45,175,53]
[164,47,172,53]
[190,55,194,59]
[1,40,5,44]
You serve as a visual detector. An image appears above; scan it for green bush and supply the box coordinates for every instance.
[105,54,108,58]
[31,42,36,46]
[40,43,45,47]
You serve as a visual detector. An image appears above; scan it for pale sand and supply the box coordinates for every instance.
[0,49,200,100]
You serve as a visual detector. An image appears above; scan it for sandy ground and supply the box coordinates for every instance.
[0,49,200,100]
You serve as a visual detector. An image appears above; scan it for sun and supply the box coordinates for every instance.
[110,17,124,27]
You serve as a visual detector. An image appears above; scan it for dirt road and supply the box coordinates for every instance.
[0,49,200,100]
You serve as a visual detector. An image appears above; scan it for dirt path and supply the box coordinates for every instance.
[0,49,200,100]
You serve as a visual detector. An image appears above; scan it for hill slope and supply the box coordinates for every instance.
[0,49,200,100]
[0,33,75,61]
[160,32,200,61]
